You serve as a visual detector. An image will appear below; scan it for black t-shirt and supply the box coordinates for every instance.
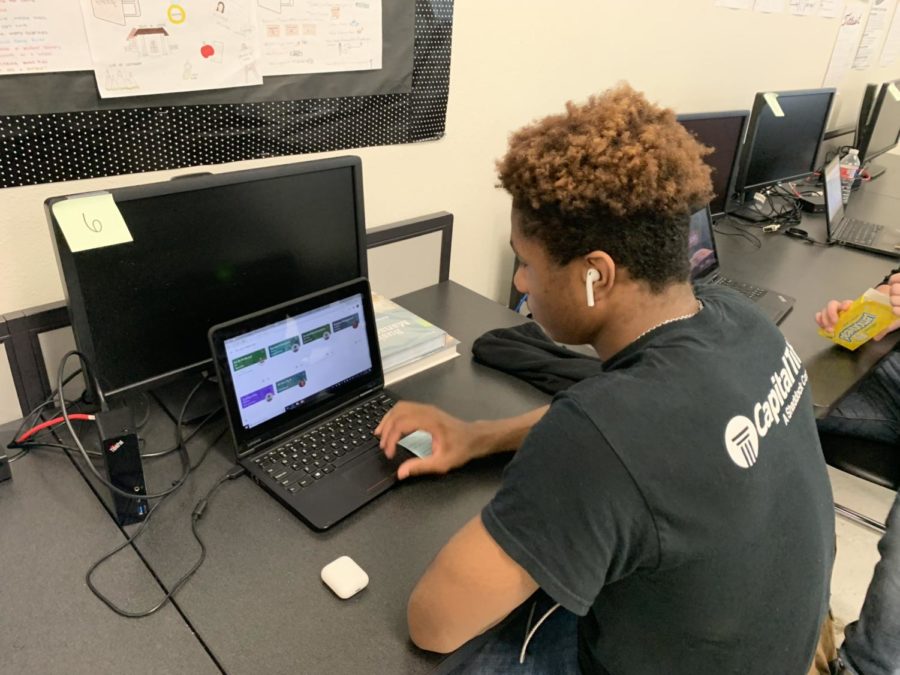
[482,285,835,675]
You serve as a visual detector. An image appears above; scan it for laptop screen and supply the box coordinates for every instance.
[688,207,719,280]
[823,156,844,232]
[223,292,373,431]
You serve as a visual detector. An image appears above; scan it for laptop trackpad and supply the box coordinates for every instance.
[341,451,397,494]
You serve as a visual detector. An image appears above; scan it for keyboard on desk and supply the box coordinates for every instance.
[839,218,883,246]
[253,393,396,494]
[714,276,768,300]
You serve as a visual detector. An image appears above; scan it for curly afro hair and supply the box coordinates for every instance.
[497,84,713,291]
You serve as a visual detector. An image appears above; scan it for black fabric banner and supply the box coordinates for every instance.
[0,0,452,188]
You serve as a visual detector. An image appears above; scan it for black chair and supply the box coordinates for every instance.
[820,431,899,534]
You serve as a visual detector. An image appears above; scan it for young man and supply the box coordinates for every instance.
[376,84,835,674]
[815,268,900,675]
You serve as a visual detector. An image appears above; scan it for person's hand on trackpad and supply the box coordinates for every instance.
[375,402,482,480]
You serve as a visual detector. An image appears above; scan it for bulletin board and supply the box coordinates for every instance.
[0,0,453,189]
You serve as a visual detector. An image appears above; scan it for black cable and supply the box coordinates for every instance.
[759,187,802,227]
[7,398,83,460]
[134,392,152,430]
[827,145,852,168]
[10,380,221,464]
[11,441,81,456]
[85,462,245,618]
[82,368,231,618]
[189,426,228,471]
[61,403,219,461]
[139,408,223,459]
[714,219,762,249]
[12,352,235,618]
[781,230,834,247]
[7,369,84,454]
[59,351,196,500]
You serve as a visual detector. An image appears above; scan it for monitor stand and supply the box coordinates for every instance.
[153,375,222,424]
[727,204,771,224]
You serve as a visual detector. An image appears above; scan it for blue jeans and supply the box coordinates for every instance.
[448,592,579,674]
[818,352,900,675]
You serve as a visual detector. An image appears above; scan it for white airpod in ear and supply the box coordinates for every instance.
[585,269,599,307]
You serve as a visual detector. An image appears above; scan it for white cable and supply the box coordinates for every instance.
[518,602,561,665]
[523,600,536,642]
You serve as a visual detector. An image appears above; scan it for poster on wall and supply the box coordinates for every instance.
[789,0,820,16]
[823,2,866,85]
[754,0,786,13]
[853,0,889,69]
[0,0,92,74]
[0,0,448,189]
[256,0,382,76]
[715,0,754,10]
[78,0,263,98]
[879,3,900,65]
[819,0,844,18]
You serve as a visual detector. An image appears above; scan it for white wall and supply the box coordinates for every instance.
[3,0,900,315]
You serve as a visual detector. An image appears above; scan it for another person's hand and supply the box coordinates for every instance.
[875,272,900,340]
[814,299,853,335]
[375,402,482,480]
[815,273,900,340]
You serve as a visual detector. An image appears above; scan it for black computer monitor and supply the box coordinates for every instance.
[736,88,835,193]
[858,79,900,164]
[677,111,749,217]
[855,83,879,151]
[46,156,368,396]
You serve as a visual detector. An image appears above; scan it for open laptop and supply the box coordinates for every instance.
[689,206,795,324]
[823,154,900,258]
[209,278,417,531]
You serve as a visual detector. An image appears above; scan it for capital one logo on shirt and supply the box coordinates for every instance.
[725,416,759,468]
[723,341,808,469]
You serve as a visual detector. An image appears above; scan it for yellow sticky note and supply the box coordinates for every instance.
[51,193,133,253]
[889,82,900,102]
[763,92,785,117]
[819,288,895,351]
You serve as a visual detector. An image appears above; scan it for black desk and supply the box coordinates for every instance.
[851,151,900,198]
[66,283,548,675]
[0,422,221,675]
[5,183,900,671]
[716,178,899,415]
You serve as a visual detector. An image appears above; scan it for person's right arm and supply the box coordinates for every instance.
[375,403,549,480]
[815,272,900,340]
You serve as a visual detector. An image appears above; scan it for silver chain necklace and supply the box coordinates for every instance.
[634,300,704,343]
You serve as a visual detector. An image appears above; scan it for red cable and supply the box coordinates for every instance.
[16,414,95,443]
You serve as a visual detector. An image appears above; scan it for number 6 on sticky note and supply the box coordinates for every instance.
[82,213,103,233]
[51,193,133,253]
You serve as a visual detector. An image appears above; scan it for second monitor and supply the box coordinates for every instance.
[856,79,900,178]
[735,88,835,196]
[678,110,749,218]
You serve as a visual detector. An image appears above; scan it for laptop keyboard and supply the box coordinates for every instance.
[841,218,883,246]
[715,276,767,300]
[253,393,397,493]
